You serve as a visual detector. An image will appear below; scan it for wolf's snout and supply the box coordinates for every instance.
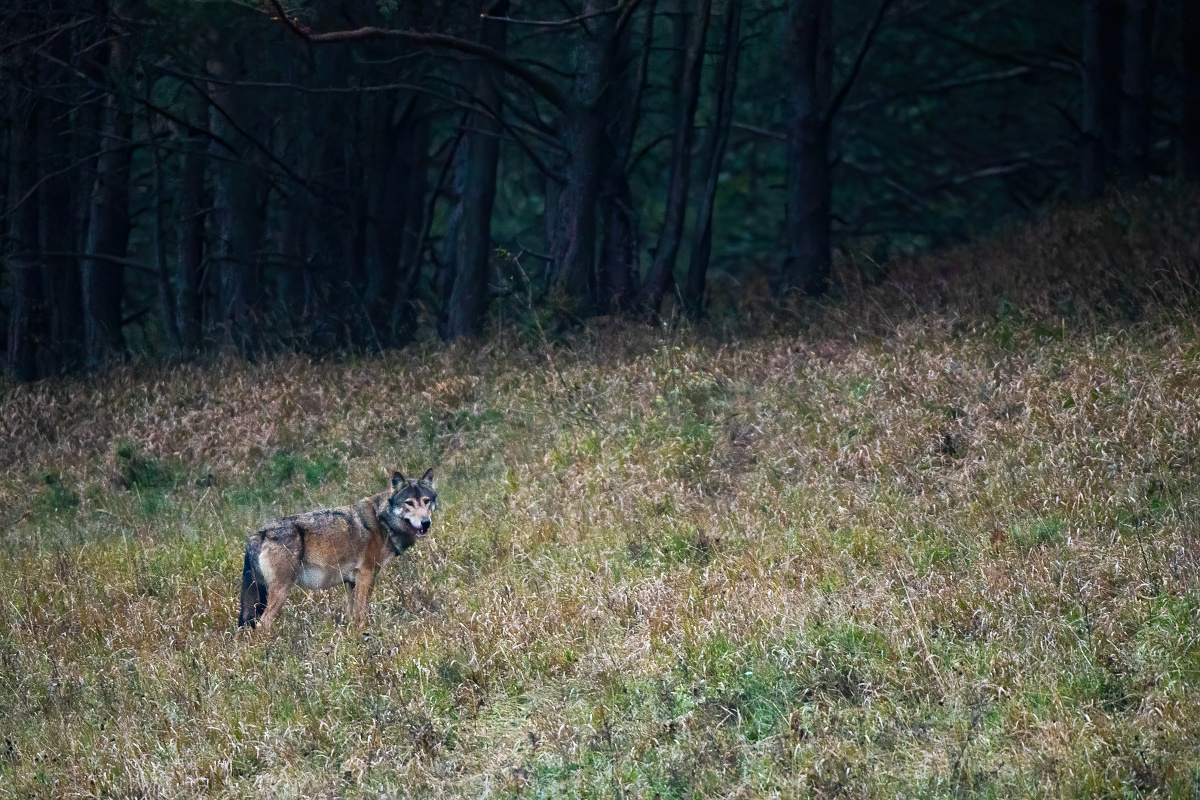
[420,519,431,531]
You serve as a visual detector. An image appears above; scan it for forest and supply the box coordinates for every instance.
[2,0,1197,378]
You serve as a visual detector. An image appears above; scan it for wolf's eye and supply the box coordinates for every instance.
[404,499,415,507]
[421,497,431,504]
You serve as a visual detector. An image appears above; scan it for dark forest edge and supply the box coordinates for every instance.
[4,182,1198,388]
[3,0,1200,381]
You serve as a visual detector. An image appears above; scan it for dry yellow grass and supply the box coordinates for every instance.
[2,189,1200,798]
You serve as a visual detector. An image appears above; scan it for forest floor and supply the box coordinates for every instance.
[3,188,1200,799]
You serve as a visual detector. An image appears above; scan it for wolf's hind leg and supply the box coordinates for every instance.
[238,549,268,628]
[257,585,292,631]
[251,535,299,632]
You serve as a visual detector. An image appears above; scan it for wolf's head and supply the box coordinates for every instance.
[380,468,438,553]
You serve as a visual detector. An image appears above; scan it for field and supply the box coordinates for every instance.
[3,192,1200,798]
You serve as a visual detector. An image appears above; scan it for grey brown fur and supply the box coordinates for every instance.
[239,469,437,630]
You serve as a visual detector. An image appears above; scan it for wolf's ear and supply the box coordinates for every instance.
[392,471,405,490]
[422,468,436,488]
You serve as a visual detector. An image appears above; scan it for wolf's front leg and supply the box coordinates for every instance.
[344,580,357,623]
[351,571,376,623]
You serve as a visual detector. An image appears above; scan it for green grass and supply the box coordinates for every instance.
[3,193,1200,798]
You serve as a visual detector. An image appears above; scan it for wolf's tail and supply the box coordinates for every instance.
[238,538,267,628]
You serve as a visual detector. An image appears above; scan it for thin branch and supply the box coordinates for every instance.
[265,0,568,111]
[948,158,1044,185]
[1049,101,1084,137]
[627,131,673,176]
[159,67,428,96]
[882,176,934,210]
[164,70,329,201]
[41,250,152,271]
[410,129,465,285]
[493,7,620,27]
[731,121,785,141]
[0,16,97,55]
[509,55,576,79]
[498,79,559,135]
[1,144,121,222]
[621,0,657,171]
[427,74,562,150]
[842,153,1062,212]
[32,46,242,157]
[459,121,560,182]
[828,0,894,122]
[917,22,1079,75]
[613,0,649,40]
[494,121,562,182]
[843,66,1034,114]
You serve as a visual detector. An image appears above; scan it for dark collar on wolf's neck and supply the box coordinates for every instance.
[380,514,410,554]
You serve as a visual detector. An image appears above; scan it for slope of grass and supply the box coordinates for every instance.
[3,190,1200,798]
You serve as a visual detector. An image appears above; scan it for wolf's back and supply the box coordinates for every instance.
[238,534,268,628]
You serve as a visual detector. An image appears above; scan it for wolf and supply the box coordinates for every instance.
[238,469,437,630]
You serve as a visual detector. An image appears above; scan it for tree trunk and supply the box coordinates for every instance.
[1120,0,1155,181]
[369,96,430,346]
[208,42,267,354]
[392,109,431,343]
[175,87,207,352]
[547,0,619,318]
[148,92,180,350]
[364,95,401,331]
[39,5,82,373]
[1082,0,1124,197]
[1180,0,1200,179]
[781,0,832,296]
[436,129,468,327]
[599,170,639,313]
[344,135,369,301]
[542,170,563,285]
[7,62,46,382]
[598,0,656,313]
[82,0,133,369]
[684,0,741,315]
[71,78,99,265]
[548,111,602,315]
[641,0,713,317]
[442,0,508,341]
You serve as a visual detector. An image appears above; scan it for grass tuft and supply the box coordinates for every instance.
[113,438,180,492]
[31,470,79,516]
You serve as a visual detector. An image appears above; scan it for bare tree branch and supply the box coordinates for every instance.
[492,7,620,27]
[731,121,785,141]
[843,66,1035,114]
[265,0,569,111]
[828,0,893,122]
[164,70,334,202]
[917,22,1079,75]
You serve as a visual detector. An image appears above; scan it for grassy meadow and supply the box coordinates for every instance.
[3,191,1200,798]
